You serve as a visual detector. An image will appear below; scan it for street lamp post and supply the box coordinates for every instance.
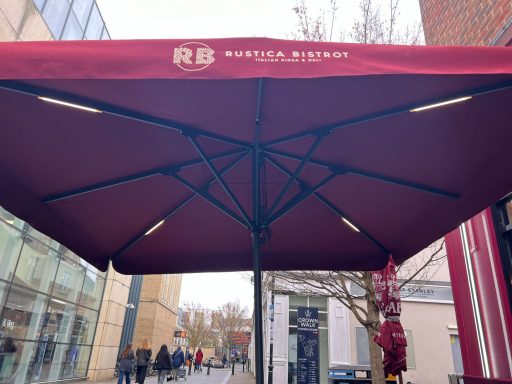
[267,274,275,384]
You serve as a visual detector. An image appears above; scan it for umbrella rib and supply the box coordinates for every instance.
[261,78,512,148]
[110,151,250,260]
[111,194,197,261]
[188,136,251,224]
[264,148,459,199]
[0,80,251,149]
[42,148,247,203]
[266,134,326,218]
[171,173,250,228]
[314,193,389,255]
[265,155,389,255]
[264,171,338,226]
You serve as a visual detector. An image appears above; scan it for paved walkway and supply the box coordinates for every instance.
[226,370,255,384]
[96,365,254,384]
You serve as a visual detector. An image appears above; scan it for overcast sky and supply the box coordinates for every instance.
[179,272,254,312]
[97,0,422,41]
[95,0,422,314]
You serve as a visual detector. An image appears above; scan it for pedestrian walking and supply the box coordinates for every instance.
[135,337,152,384]
[118,344,135,384]
[186,348,193,375]
[154,345,172,384]
[194,348,203,372]
[171,346,185,381]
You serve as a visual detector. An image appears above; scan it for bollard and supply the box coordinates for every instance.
[207,359,211,375]
[232,358,235,375]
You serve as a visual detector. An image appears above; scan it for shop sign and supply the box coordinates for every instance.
[1,319,15,330]
[174,330,187,338]
[351,282,453,303]
[297,307,319,384]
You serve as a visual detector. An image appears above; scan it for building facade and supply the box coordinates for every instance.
[419,1,512,381]
[0,205,107,383]
[0,0,110,41]
[258,246,461,384]
[131,275,182,353]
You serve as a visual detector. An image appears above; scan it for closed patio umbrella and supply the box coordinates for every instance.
[373,256,407,377]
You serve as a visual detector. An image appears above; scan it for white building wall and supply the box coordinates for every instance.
[327,297,351,366]
[266,294,289,384]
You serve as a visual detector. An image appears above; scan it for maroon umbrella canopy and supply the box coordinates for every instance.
[0,38,512,275]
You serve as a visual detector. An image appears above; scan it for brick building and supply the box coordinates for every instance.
[420,0,512,46]
[132,275,182,351]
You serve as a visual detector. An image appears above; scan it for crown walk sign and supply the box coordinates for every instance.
[297,307,319,384]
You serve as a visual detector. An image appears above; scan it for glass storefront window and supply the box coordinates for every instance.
[0,339,37,383]
[0,206,25,230]
[288,327,297,384]
[356,327,416,368]
[73,306,97,345]
[84,4,103,40]
[52,257,86,303]
[101,27,110,40]
[42,342,89,380]
[79,271,105,310]
[71,0,93,28]
[309,296,328,311]
[0,202,102,383]
[41,0,71,39]
[14,238,59,294]
[0,281,9,311]
[0,221,24,283]
[61,13,84,40]
[289,296,307,310]
[73,345,91,377]
[27,226,61,251]
[355,327,370,365]
[34,0,46,11]
[41,299,78,346]
[87,263,106,278]
[62,247,85,266]
[1,285,49,341]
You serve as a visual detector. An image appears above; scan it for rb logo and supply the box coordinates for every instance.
[173,42,215,71]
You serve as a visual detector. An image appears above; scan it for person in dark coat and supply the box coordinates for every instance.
[155,344,172,384]
[171,346,184,381]
[135,337,152,384]
[186,348,193,375]
[118,344,135,384]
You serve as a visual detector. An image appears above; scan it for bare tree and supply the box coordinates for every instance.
[181,302,213,353]
[212,301,248,355]
[269,240,446,384]
[293,0,423,45]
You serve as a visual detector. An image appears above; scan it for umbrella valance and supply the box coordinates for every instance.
[0,38,511,275]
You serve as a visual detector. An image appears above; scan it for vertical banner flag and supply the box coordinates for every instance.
[297,307,319,384]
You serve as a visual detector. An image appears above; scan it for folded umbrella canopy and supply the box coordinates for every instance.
[373,256,407,377]
[1,38,512,383]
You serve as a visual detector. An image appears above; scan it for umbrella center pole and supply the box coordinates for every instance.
[252,78,265,384]
[252,228,264,384]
